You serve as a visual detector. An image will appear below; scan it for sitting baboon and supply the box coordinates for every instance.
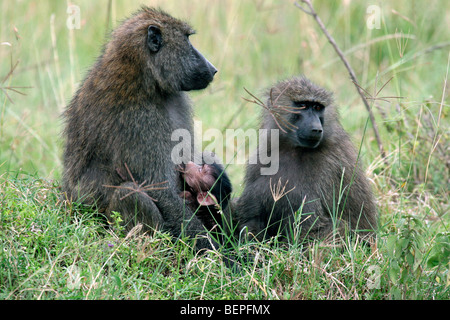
[62,7,229,249]
[233,76,377,243]
[179,161,232,231]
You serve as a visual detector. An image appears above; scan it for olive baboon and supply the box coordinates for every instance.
[62,7,228,249]
[179,161,232,231]
[233,76,377,242]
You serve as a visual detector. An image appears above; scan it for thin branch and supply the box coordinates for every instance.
[376,76,393,97]
[2,60,19,83]
[243,84,303,133]
[294,2,313,15]
[351,78,404,104]
[103,163,168,201]
[295,0,389,166]
[0,59,32,104]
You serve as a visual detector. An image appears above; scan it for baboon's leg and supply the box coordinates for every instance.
[106,182,164,232]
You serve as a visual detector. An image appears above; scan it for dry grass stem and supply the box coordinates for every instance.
[270,177,296,202]
[243,85,304,133]
[1,59,32,104]
[103,163,168,202]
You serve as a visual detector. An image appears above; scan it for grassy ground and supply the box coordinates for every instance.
[0,0,449,300]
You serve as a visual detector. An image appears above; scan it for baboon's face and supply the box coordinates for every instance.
[180,161,232,208]
[286,101,325,148]
[182,161,217,192]
[147,24,217,92]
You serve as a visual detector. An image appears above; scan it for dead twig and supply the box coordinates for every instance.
[295,0,389,166]
[356,76,405,103]
[0,59,32,104]
[242,84,304,133]
[103,163,168,201]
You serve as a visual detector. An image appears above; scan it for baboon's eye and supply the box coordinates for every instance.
[295,101,324,112]
[313,104,324,112]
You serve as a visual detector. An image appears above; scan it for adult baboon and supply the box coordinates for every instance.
[62,7,227,249]
[233,76,377,242]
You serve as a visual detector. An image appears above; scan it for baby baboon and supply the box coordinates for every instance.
[62,7,225,249]
[234,76,377,242]
[179,161,232,231]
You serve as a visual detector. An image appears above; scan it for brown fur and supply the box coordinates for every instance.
[62,7,219,249]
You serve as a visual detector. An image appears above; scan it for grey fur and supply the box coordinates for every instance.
[232,76,378,242]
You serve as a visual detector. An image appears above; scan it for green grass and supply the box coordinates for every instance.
[1,175,448,299]
[1,0,449,300]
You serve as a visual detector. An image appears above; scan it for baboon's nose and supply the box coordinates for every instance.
[209,64,218,76]
[309,126,323,141]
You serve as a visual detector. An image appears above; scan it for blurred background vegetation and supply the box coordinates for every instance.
[0,0,448,300]
[1,0,448,195]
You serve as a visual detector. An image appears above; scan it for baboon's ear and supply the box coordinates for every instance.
[147,25,162,53]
